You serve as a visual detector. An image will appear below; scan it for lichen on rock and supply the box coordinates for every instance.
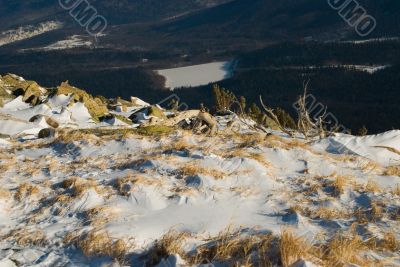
[56,81,108,122]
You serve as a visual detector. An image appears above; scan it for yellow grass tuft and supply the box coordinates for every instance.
[392,184,400,196]
[66,230,134,264]
[15,183,40,201]
[187,228,273,266]
[379,231,399,252]
[279,228,317,267]
[331,176,347,197]
[179,162,226,180]
[364,180,381,193]
[62,177,98,197]
[234,133,266,148]
[311,207,349,220]
[147,230,191,265]
[370,202,383,222]
[8,228,47,246]
[383,166,400,176]
[323,231,368,266]
[84,205,117,226]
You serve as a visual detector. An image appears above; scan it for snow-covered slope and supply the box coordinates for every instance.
[0,74,399,267]
[0,21,62,47]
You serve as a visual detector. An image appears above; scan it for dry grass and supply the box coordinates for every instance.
[62,176,99,197]
[15,183,40,201]
[364,180,381,194]
[370,202,384,222]
[56,129,102,145]
[146,230,191,265]
[233,133,266,148]
[0,187,11,199]
[187,228,274,266]
[115,174,162,196]
[84,205,117,226]
[392,184,400,196]
[279,228,318,267]
[179,162,226,180]
[66,230,134,264]
[248,153,272,168]
[7,228,47,246]
[354,201,384,223]
[378,231,399,252]
[311,207,349,220]
[168,139,197,152]
[323,230,368,266]
[383,166,400,176]
[53,194,73,203]
[331,176,347,197]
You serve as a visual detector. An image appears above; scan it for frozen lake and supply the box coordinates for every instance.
[156,61,233,89]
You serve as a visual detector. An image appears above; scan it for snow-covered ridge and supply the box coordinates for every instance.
[0,21,63,47]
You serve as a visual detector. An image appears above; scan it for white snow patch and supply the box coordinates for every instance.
[0,21,63,47]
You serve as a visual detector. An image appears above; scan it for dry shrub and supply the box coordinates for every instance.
[179,162,226,180]
[67,230,134,264]
[62,177,98,197]
[383,166,400,176]
[8,228,47,246]
[279,228,318,267]
[15,183,40,201]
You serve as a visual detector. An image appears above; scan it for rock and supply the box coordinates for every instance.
[38,128,56,139]
[45,117,60,129]
[29,115,59,128]
[1,74,45,105]
[131,96,150,107]
[197,111,217,135]
[57,81,108,122]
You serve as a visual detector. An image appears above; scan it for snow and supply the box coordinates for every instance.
[156,61,233,89]
[22,35,93,52]
[0,21,63,47]
[0,75,399,266]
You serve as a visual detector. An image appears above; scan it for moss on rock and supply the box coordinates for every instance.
[113,114,133,125]
[148,106,167,120]
[0,74,44,105]
[57,81,108,122]
[136,125,173,136]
